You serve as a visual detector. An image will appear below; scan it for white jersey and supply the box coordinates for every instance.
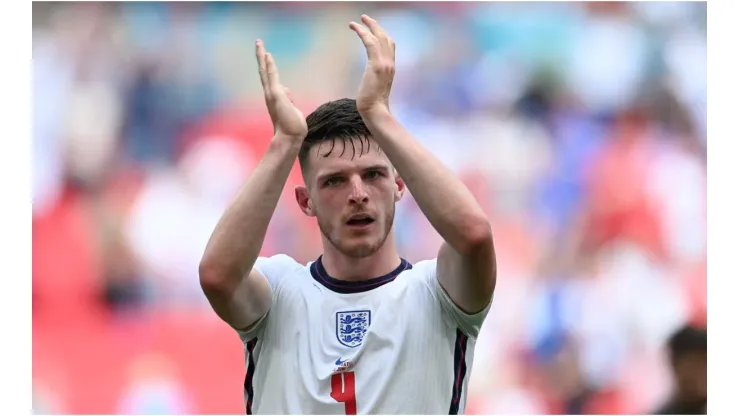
[236,254,491,415]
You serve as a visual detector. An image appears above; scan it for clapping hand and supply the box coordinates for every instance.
[255,40,307,140]
[349,15,396,116]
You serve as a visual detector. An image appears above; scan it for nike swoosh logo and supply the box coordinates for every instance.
[335,358,346,365]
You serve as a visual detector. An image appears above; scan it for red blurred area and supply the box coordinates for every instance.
[33,310,246,414]
[582,112,665,259]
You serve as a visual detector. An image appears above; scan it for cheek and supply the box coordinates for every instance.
[371,181,396,200]
[315,194,343,218]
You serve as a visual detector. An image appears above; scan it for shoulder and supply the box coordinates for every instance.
[402,258,438,285]
[254,254,311,290]
[390,258,439,299]
[254,253,305,271]
[404,257,491,338]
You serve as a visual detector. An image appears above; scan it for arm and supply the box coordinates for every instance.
[360,109,495,314]
[199,40,307,330]
[349,16,496,314]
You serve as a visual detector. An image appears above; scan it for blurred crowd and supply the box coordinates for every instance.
[32,2,706,414]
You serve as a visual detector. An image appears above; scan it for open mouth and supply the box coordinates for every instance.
[346,215,375,226]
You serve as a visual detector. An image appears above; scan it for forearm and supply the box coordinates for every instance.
[362,109,491,252]
[199,134,302,288]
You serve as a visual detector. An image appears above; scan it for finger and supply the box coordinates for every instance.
[349,21,380,59]
[255,39,269,91]
[360,14,386,39]
[360,15,395,57]
[264,52,281,90]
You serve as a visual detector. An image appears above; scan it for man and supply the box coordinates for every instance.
[199,15,496,414]
[653,325,707,415]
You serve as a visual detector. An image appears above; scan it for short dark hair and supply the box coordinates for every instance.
[668,325,707,360]
[298,98,374,176]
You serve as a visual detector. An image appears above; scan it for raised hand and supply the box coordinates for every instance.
[349,15,396,115]
[256,40,307,140]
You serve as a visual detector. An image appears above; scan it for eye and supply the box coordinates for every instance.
[324,177,344,187]
[365,170,382,180]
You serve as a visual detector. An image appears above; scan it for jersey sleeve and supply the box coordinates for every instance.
[235,254,300,342]
[417,259,492,339]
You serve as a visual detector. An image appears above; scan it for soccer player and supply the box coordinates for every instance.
[199,15,497,414]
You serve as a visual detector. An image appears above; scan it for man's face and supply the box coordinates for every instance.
[296,137,404,258]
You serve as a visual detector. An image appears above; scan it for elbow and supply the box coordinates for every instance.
[464,218,498,294]
[199,256,228,294]
[459,217,494,255]
[199,252,248,297]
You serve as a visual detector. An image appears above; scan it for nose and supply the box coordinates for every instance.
[348,175,369,205]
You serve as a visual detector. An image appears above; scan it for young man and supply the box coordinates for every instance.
[199,15,497,414]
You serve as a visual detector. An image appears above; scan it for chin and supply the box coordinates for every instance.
[341,245,377,259]
[339,238,383,259]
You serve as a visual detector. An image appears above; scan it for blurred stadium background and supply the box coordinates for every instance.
[32,1,706,414]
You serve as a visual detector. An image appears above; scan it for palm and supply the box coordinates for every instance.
[350,15,395,114]
[269,95,306,138]
[256,40,307,140]
[356,65,391,113]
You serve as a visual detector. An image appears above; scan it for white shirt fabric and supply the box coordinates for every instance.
[235,254,491,415]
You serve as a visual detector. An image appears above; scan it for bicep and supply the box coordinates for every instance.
[436,238,496,315]
[203,268,273,332]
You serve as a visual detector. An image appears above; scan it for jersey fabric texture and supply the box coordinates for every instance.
[234,254,491,415]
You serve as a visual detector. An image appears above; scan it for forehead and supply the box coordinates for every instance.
[308,137,392,177]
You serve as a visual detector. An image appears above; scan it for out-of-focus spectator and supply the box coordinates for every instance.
[652,325,707,414]
[125,137,254,306]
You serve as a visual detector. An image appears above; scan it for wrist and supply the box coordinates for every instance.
[272,131,306,147]
[359,105,394,126]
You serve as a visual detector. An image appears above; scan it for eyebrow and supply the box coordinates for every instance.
[316,165,390,184]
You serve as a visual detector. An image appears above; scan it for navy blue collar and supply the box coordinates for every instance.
[310,255,412,294]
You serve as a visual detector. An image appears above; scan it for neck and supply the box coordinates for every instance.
[320,231,401,281]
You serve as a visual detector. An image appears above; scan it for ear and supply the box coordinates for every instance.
[295,185,315,217]
[394,171,405,202]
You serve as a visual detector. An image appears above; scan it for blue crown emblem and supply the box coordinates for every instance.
[336,310,371,348]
